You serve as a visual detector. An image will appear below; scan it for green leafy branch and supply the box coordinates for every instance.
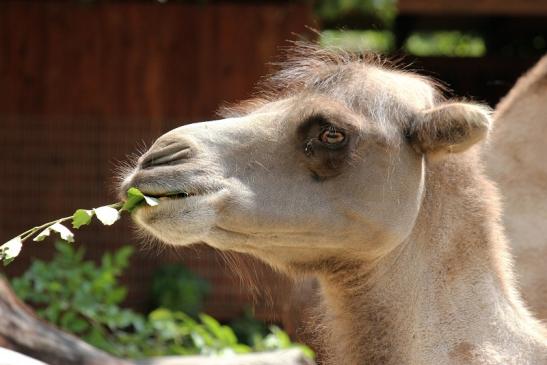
[0,187,157,266]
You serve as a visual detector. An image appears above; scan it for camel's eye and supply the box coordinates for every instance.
[320,127,345,145]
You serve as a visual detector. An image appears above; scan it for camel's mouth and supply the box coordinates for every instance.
[144,191,192,200]
[136,188,223,203]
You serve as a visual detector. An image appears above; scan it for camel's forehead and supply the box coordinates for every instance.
[223,52,441,127]
[363,66,438,108]
[314,65,438,113]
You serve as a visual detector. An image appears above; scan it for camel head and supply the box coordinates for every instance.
[120,46,492,273]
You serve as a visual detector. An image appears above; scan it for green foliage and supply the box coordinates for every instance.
[320,29,486,57]
[11,242,143,357]
[122,187,158,212]
[144,310,252,356]
[72,209,93,229]
[11,243,314,360]
[316,0,489,58]
[254,326,315,359]
[230,309,269,346]
[151,265,210,317]
[405,31,486,57]
[229,310,315,358]
[320,30,395,53]
[315,0,397,26]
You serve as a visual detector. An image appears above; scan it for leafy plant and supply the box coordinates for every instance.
[315,0,397,26]
[144,309,252,356]
[254,326,315,359]
[405,31,486,57]
[151,265,211,317]
[320,30,395,53]
[11,244,314,359]
[230,310,315,359]
[230,308,269,346]
[11,242,146,357]
[0,187,157,265]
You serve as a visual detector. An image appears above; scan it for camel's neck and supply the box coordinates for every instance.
[316,157,546,365]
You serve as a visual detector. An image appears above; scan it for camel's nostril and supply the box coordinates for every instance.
[140,144,192,169]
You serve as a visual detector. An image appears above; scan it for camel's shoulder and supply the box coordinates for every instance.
[495,55,547,119]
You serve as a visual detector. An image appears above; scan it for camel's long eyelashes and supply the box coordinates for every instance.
[299,117,348,149]
[297,113,331,136]
[318,126,348,150]
[302,127,348,159]
[319,126,346,145]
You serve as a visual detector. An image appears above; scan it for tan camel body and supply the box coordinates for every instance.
[486,55,547,322]
[121,46,547,364]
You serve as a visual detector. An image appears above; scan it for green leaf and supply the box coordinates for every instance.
[149,308,173,321]
[108,287,127,304]
[60,311,89,333]
[296,344,316,359]
[70,317,90,333]
[122,187,159,212]
[113,246,133,268]
[122,187,146,212]
[199,313,226,341]
[72,209,94,229]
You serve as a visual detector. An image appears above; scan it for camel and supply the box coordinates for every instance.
[283,53,547,356]
[486,55,547,322]
[120,44,547,364]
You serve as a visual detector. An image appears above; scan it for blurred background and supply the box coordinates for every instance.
[0,0,546,359]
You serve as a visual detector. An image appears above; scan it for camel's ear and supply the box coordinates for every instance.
[407,102,492,158]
